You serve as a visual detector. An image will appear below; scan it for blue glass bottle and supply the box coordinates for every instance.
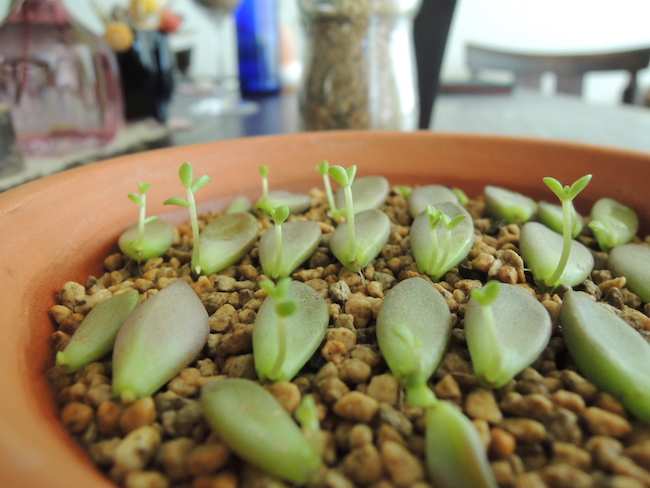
[235,0,281,96]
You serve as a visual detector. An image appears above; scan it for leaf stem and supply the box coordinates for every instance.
[187,187,201,274]
[137,191,146,246]
[545,198,574,288]
[344,184,356,262]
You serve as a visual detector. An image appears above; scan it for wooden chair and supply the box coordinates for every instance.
[466,43,650,104]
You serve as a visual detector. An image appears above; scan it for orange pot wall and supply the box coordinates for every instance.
[1,131,648,488]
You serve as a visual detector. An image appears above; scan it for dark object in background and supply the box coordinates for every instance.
[414,0,457,129]
[0,105,24,177]
[117,30,174,123]
[235,0,281,96]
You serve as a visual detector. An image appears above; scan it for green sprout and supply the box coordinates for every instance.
[469,280,502,384]
[295,394,322,458]
[269,205,290,278]
[330,164,357,245]
[317,160,342,219]
[118,182,174,261]
[541,174,592,288]
[256,165,311,216]
[253,279,328,382]
[410,202,474,281]
[163,162,212,274]
[588,197,639,252]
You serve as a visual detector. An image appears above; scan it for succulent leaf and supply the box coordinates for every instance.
[259,220,322,279]
[56,289,141,374]
[465,283,552,388]
[608,244,650,303]
[198,212,259,276]
[520,221,594,287]
[425,400,498,488]
[257,191,312,215]
[588,198,639,252]
[329,208,391,272]
[118,218,175,261]
[484,185,537,224]
[334,175,390,214]
[201,378,322,484]
[253,280,329,382]
[112,279,210,402]
[561,290,650,423]
[376,277,452,407]
[226,196,253,214]
[538,201,583,237]
[407,184,459,218]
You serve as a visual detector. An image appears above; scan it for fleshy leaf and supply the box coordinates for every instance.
[118,218,175,261]
[253,280,329,382]
[465,283,552,388]
[484,185,537,224]
[257,190,312,215]
[201,378,322,484]
[329,208,391,272]
[407,184,460,218]
[226,196,253,214]
[588,198,639,252]
[56,289,141,374]
[376,277,452,407]
[425,400,498,488]
[112,279,209,402]
[561,290,650,423]
[519,221,594,287]
[334,175,390,214]
[259,220,322,279]
[198,212,259,275]
[410,202,474,281]
[163,196,190,208]
[538,200,583,238]
[608,244,650,303]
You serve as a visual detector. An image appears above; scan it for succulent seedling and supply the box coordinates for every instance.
[317,160,343,220]
[407,184,460,218]
[201,378,323,484]
[112,279,209,402]
[163,162,212,274]
[538,200,584,238]
[253,278,328,382]
[520,175,594,289]
[376,277,452,407]
[333,174,390,216]
[410,202,474,281]
[256,165,311,216]
[119,182,174,261]
[56,289,141,374]
[609,243,650,303]
[484,185,538,224]
[258,205,322,279]
[561,290,650,423]
[588,197,639,252]
[465,281,552,389]
[328,165,391,272]
[198,211,259,276]
[226,195,253,214]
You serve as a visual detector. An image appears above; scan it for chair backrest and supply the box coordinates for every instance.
[466,43,650,103]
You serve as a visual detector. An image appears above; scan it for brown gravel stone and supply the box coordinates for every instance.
[120,397,157,434]
[366,374,399,406]
[381,440,425,486]
[584,407,632,437]
[540,462,592,488]
[342,444,384,485]
[500,418,547,443]
[333,391,379,423]
[550,389,586,415]
[267,381,302,414]
[124,470,170,488]
[489,427,517,459]
[465,388,503,424]
[433,374,462,401]
[584,436,624,470]
[186,443,231,477]
[61,401,94,434]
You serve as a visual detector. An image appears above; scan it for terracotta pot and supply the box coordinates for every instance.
[0,131,649,487]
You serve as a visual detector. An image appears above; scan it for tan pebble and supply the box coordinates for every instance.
[381,440,425,486]
[517,393,554,419]
[342,444,384,485]
[345,294,374,328]
[489,427,516,459]
[610,456,650,486]
[186,443,231,477]
[338,358,372,384]
[319,469,355,488]
[594,392,628,418]
[491,459,517,486]
[124,470,169,488]
[317,376,350,405]
[238,264,259,281]
[50,331,71,352]
[112,425,162,481]
[471,253,496,273]
[88,437,120,466]
[584,407,632,437]
[599,277,627,295]
[626,440,650,470]
[546,407,583,445]
[512,472,546,488]
[221,354,256,379]
[550,389,586,415]
[61,401,94,434]
[120,397,157,434]
[378,403,413,437]
[584,435,623,470]
[551,442,591,470]
[191,276,214,295]
[349,423,374,449]
[604,476,646,488]
[268,381,301,414]
[334,313,355,330]
[540,463,592,488]
[193,471,238,488]
[214,275,236,292]
[321,340,349,365]
[561,370,598,402]
[158,437,196,481]
[366,374,399,406]
[58,312,84,335]
[367,281,384,298]
[327,327,357,351]
[465,388,503,424]
[58,281,86,309]
[97,401,124,437]
[497,264,519,284]
[499,418,547,443]
[377,423,406,448]
[473,419,491,449]
[104,253,124,271]
[350,345,381,368]
[51,304,73,325]
[433,374,462,401]
[333,391,379,423]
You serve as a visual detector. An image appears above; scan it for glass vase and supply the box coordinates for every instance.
[0,0,124,157]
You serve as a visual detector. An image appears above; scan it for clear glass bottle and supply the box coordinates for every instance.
[0,0,124,157]
[298,0,422,131]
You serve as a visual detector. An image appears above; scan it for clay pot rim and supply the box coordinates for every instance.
[0,130,648,488]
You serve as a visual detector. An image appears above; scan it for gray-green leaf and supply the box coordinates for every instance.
[258,190,312,215]
[201,378,322,484]
[408,184,459,218]
[538,200,584,238]
[118,218,175,262]
[334,175,390,214]
[198,212,259,276]
[484,185,537,224]
[520,221,594,287]
[259,220,322,279]
[253,280,329,382]
[56,289,141,374]
[561,290,650,423]
[608,243,650,303]
[465,283,552,388]
[588,197,639,252]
